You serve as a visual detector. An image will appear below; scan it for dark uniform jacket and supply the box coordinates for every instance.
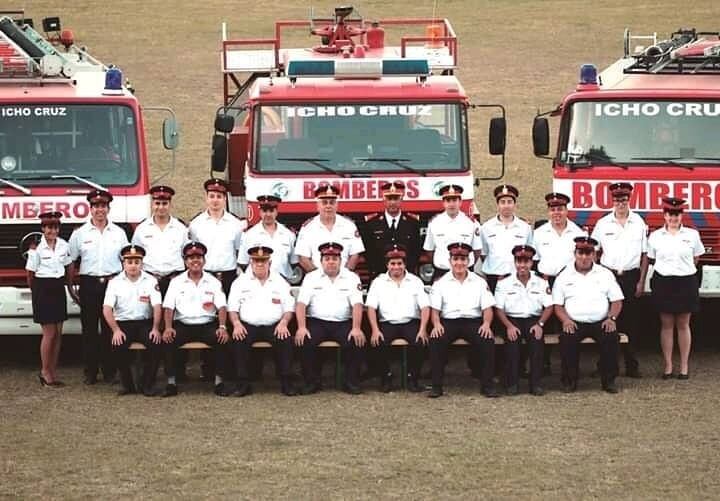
[361,211,420,277]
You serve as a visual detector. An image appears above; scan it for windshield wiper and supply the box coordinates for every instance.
[630,157,695,170]
[353,158,426,176]
[0,177,31,195]
[16,174,108,191]
[276,157,345,177]
[565,152,628,169]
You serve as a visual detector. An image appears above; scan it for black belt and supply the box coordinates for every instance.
[79,274,117,283]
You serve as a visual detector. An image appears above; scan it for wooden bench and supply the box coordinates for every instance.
[129,340,345,389]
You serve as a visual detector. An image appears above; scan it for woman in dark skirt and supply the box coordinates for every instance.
[25,211,73,386]
[647,197,704,380]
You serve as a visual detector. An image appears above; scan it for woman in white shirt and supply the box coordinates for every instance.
[647,197,704,380]
[25,211,73,387]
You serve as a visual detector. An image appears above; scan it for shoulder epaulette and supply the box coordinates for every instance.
[301,217,314,227]
[404,212,420,221]
[188,211,203,222]
[364,212,381,222]
[175,216,188,227]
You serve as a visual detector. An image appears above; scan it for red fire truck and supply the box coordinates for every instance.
[533,28,720,292]
[0,12,179,334]
[211,6,506,284]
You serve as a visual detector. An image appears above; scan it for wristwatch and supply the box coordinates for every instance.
[218,325,227,330]
[537,320,545,327]
[609,315,617,322]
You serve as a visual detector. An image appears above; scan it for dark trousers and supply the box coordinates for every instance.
[301,318,364,387]
[613,268,640,372]
[207,270,237,297]
[503,316,544,389]
[429,318,495,389]
[79,275,114,380]
[232,322,293,383]
[376,320,424,379]
[164,321,227,381]
[112,319,161,390]
[559,321,619,385]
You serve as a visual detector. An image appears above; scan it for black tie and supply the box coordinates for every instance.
[390,218,397,231]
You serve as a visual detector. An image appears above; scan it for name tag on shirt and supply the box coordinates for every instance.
[139,295,150,303]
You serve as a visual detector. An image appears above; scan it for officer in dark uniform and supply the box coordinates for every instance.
[362,181,421,278]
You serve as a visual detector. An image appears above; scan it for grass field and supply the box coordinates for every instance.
[3,0,720,498]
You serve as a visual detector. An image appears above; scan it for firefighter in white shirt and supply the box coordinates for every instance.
[295,242,365,395]
[428,242,498,398]
[532,192,586,375]
[480,184,532,291]
[102,245,162,396]
[591,182,648,378]
[366,244,430,393]
[26,211,72,387]
[188,178,247,295]
[237,195,298,281]
[131,185,188,296]
[423,184,482,278]
[553,237,624,394]
[494,245,553,396]
[648,197,704,380]
[295,185,365,272]
[228,245,296,397]
[68,189,129,385]
[161,242,231,397]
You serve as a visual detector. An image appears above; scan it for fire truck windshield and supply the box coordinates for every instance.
[254,103,468,174]
[562,100,720,166]
[0,104,139,185]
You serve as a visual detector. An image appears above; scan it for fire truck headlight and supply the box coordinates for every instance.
[104,67,123,93]
[579,64,598,85]
[1,156,17,172]
[419,264,435,284]
[287,264,305,286]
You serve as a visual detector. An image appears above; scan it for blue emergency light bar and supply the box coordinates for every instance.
[287,58,430,79]
[104,67,123,91]
[579,64,598,85]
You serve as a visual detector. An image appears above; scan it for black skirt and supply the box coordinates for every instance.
[650,272,700,314]
[32,277,68,324]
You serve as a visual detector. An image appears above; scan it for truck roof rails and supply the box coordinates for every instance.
[623,28,720,75]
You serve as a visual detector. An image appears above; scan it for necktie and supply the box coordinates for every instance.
[390,218,397,231]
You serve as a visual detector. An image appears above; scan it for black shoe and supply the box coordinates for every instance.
[214,383,231,397]
[625,367,642,379]
[531,386,545,396]
[428,385,443,398]
[83,375,98,385]
[662,372,675,380]
[677,373,689,380]
[300,383,321,395]
[380,373,392,393]
[281,380,298,397]
[603,381,619,394]
[117,385,136,396]
[562,380,577,393]
[49,380,66,388]
[163,384,178,397]
[343,383,362,395]
[233,383,252,397]
[142,387,158,397]
[38,374,50,387]
[506,384,519,396]
[482,386,500,398]
[407,378,422,393]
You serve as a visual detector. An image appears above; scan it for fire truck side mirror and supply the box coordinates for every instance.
[162,117,180,150]
[211,134,228,172]
[488,117,506,155]
[215,114,235,134]
[532,117,550,156]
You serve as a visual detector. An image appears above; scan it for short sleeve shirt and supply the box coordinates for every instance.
[647,226,704,276]
[532,220,587,277]
[429,271,496,319]
[365,272,430,324]
[103,271,162,321]
[297,268,363,322]
[163,271,227,325]
[188,210,247,272]
[423,211,482,270]
[68,221,128,276]
[295,214,365,269]
[227,270,295,326]
[25,236,71,278]
[494,272,552,318]
[237,222,298,279]
[480,215,533,275]
[552,264,624,323]
[131,216,189,275]
[591,211,648,271]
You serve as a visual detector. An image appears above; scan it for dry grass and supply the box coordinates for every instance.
[4,0,720,498]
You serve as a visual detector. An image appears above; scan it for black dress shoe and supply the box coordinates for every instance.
[300,383,321,395]
[117,385,136,396]
[281,380,298,397]
[531,386,545,396]
[214,383,231,397]
[428,385,443,398]
[603,381,619,394]
[163,384,178,397]
[677,373,689,380]
[662,372,675,380]
[343,383,363,395]
[142,387,158,397]
[482,386,500,398]
[506,384,519,396]
[406,378,422,393]
[233,383,252,397]
[38,374,50,387]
